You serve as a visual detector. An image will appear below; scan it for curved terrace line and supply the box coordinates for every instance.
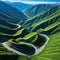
[1,34,49,56]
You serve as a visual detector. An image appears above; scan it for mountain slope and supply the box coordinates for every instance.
[0,1,27,24]
[22,5,60,28]
[30,32,60,60]
[6,2,34,12]
[0,2,60,60]
[30,9,60,32]
[25,4,57,17]
[36,22,60,34]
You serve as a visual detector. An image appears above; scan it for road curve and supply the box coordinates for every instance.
[1,34,49,56]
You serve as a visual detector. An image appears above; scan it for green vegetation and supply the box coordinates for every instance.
[0,2,60,60]
[23,5,60,28]
[30,10,60,31]
[36,22,60,34]
[7,32,46,49]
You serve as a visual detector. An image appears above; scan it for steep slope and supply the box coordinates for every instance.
[30,32,60,60]
[37,22,60,34]
[0,2,60,60]
[0,1,27,24]
[5,32,47,56]
[0,43,13,54]
[7,2,34,12]
[1,32,59,60]
[0,27,29,41]
[25,4,57,17]
[30,9,60,32]
[0,19,21,34]
[0,19,29,42]
[22,5,60,28]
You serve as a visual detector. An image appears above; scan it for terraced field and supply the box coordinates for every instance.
[0,1,60,60]
[22,5,60,29]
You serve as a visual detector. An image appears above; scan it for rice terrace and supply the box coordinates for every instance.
[0,0,60,60]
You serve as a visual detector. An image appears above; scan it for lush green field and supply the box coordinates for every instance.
[0,32,59,60]
[0,1,60,60]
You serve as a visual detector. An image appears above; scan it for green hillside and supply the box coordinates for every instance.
[22,5,60,29]
[25,4,55,17]
[0,1,60,60]
[0,1,27,24]
[30,9,60,32]
[0,32,59,60]
[37,22,60,34]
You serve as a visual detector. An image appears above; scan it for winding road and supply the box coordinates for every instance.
[1,34,49,56]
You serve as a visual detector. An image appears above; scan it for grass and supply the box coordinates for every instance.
[43,22,60,31]
[0,2,60,60]
[0,28,29,39]
[0,43,16,55]
[22,5,60,28]
[30,10,60,31]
